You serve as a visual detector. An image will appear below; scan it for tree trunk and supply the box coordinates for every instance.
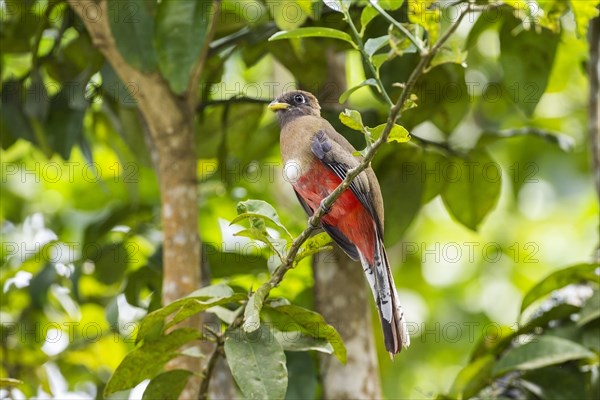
[67,1,217,397]
[313,248,383,399]
[312,48,382,399]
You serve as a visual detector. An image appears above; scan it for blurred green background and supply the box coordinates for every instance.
[1,0,599,398]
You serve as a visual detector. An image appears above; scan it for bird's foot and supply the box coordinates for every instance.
[318,200,331,215]
[308,201,330,228]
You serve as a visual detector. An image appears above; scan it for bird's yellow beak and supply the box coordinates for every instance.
[268,101,290,111]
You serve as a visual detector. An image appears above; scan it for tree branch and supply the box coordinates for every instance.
[197,96,271,111]
[188,0,222,110]
[197,340,223,400]
[68,2,206,398]
[243,2,473,318]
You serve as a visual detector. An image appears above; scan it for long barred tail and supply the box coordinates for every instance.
[359,232,410,357]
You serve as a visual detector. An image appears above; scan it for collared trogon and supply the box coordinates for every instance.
[268,90,410,356]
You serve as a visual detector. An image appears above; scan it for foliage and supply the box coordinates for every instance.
[1,0,599,399]
[445,263,599,399]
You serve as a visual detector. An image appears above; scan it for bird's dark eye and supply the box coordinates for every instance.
[294,94,305,104]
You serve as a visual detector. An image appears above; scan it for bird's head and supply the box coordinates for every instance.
[268,90,321,126]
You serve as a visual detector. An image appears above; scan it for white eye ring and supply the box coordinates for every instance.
[294,94,305,103]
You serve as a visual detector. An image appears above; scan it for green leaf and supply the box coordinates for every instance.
[370,123,411,143]
[224,325,288,400]
[24,70,49,122]
[522,365,589,400]
[285,352,318,400]
[154,0,213,94]
[378,0,404,10]
[294,0,313,14]
[264,35,331,89]
[243,284,271,333]
[578,290,600,326]
[108,0,157,72]
[339,109,365,131]
[447,355,494,400]
[208,305,243,325]
[204,243,269,278]
[339,79,379,103]
[389,24,421,56]
[408,0,440,46]
[493,336,596,377]
[323,0,348,13]
[233,199,292,240]
[473,303,580,359]
[91,243,129,285]
[272,0,309,31]
[125,266,162,309]
[168,298,241,332]
[0,378,23,388]
[1,81,37,147]
[261,304,346,363]
[499,10,560,116]
[520,303,581,337]
[402,93,419,112]
[468,325,523,362]
[372,147,445,245]
[105,328,201,396]
[45,89,86,160]
[295,232,333,264]
[372,53,391,72]
[400,63,469,135]
[582,322,600,353]
[568,0,600,37]
[137,286,244,341]
[235,229,287,269]
[429,40,468,69]
[189,283,236,298]
[387,126,411,143]
[274,330,334,354]
[142,370,193,400]
[520,263,599,313]
[360,6,379,34]
[269,27,357,48]
[441,150,502,231]
[364,35,390,57]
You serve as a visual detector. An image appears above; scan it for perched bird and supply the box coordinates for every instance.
[268,90,410,356]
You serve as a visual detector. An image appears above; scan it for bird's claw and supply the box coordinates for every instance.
[319,200,331,215]
[308,201,330,228]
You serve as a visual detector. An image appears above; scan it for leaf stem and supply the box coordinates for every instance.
[197,342,223,400]
[367,0,426,54]
[343,10,394,107]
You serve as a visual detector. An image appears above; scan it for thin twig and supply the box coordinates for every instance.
[188,0,222,111]
[197,342,223,400]
[396,3,470,112]
[410,134,463,155]
[247,2,473,310]
[197,96,271,111]
[491,127,574,150]
[368,0,426,54]
[344,9,394,107]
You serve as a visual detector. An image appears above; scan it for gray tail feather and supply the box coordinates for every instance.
[359,232,410,356]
